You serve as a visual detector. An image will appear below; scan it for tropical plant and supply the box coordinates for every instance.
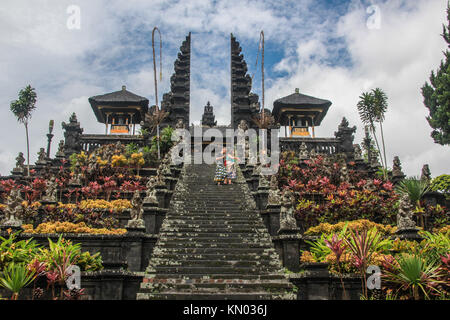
[382,254,445,300]
[430,174,450,193]
[10,85,37,176]
[0,263,36,300]
[344,228,383,299]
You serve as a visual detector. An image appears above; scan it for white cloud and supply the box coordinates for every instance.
[0,0,448,178]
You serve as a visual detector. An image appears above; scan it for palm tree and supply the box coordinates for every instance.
[371,88,388,174]
[357,92,384,170]
[10,85,37,176]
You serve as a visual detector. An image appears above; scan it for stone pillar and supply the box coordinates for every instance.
[277,231,302,272]
[62,113,84,157]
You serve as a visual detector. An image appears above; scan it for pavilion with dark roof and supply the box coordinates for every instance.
[272,88,332,138]
[88,85,149,135]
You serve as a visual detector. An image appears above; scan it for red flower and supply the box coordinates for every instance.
[382,182,393,191]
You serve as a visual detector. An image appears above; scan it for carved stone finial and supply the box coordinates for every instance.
[335,117,357,154]
[391,156,405,184]
[420,164,431,183]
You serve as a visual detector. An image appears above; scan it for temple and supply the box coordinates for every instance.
[272,88,332,138]
[230,33,260,128]
[160,33,191,129]
[88,85,149,135]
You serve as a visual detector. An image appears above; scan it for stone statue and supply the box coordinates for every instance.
[15,152,25,169]
[36,148,47,164]
[2,189,24,226]
[13,152,26,174]
[420,164,431,183]
[156,165,166,186]
[62,113,83,156]
[364,179,377,193]
[397,194,416,230]
[353,144,362,160]
[42,176,58,203]
[87,153,98,175]
[340,162,349,183]
[278,188,298,232]
[258,169,270,189]
[309,148,317,158]
[69,162,83,186]
[299,142,309,160]
[238,119,248,132]
[144,177,158,204]
[392,156,403,176]
[267,175,281,206]
[175,119,185,129]
[127,190,145,229]
[55,140,65,158]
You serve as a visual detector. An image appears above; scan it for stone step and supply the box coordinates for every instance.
[146,273,288,280]
[159,227,267,233]
[153,266,282,275]
[149,259,280,268]
[141,281,292,291]
[157,237,271,244]
[157,242,275,249]
[152,247,278,255]
[137,291,292,300]
[152,252,277,261]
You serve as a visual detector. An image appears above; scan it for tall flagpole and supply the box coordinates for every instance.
[152,27,162,159]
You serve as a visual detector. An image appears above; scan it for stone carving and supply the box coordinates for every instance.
[258,169,270,189]
[340,162,349,183]
[127,190,145,229]
[334,117,357,154]
[238,120,249,132]
[144,177,158,204]
[231,34,260,128]
[353,144,362,160]
[267,175,281,206]
[309,148,317,158]
[69,163,83,186]
[278,188,298,232]
[420,164,431,183]
[397,194,416,230]
[55,140,65,158]
[299,142,309,160]
[13,152,25,173]
[201,102,217,127]
[160,33,191,128]
[36,148,47,165]
[175,118,185,129]
[42,176,58,203]
[62,113,83,157]
[391,156,405,184]
[2,189,23,226]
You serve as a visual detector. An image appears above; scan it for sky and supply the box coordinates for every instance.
[0,0,448,177]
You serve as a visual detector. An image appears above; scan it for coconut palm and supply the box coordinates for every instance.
[357,92,385,171]
[371,88,388,174]
[10,85,37,176]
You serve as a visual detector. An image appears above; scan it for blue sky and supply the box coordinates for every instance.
[0,0,449,177]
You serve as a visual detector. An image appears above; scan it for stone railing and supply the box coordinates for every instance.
[279,137,341,155]
[80,134,145,153]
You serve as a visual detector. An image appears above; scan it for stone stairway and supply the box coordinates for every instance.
[137,161,295,300]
